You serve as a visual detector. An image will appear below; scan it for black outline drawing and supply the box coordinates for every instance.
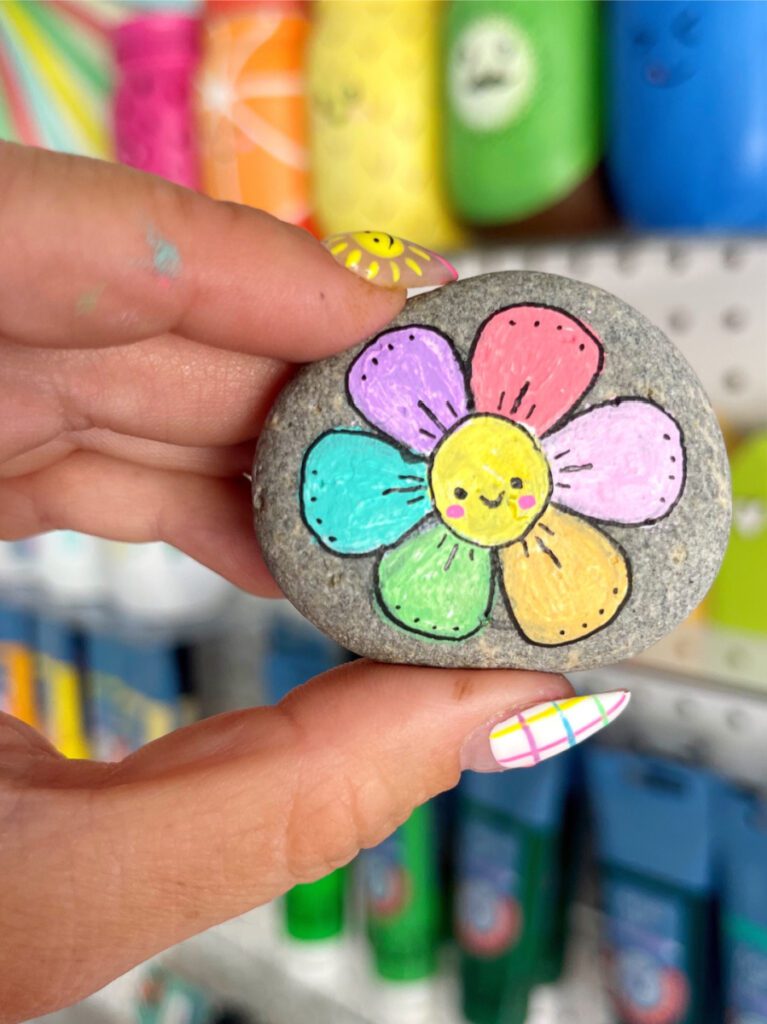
[295,305,688,647]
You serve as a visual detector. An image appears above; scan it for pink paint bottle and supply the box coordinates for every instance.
[113,14,201,189]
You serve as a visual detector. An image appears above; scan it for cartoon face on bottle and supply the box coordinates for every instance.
[627,1,704,88]
[449,15,536,132]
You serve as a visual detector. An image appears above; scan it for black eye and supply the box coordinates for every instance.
[632,27,655,49]
[454,487,468,500]
[510,477,523,489]
[373,236,380,243]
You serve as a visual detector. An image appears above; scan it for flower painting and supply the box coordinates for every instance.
[300,304,686,647]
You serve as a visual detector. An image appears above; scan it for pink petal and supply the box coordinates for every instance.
[543,399,686,524]
[347,326,469,456]
[469,305,604,436]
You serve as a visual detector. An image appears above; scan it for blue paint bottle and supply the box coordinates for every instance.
[719,785,767,1024]
[455,754,574,1024]
[606,1,767,229]
[587,749,721,1024]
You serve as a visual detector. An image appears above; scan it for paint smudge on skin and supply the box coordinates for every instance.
[76,284,105,316]
[147,226,181,280]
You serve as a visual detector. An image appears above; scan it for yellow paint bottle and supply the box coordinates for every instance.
[308,0,465,251]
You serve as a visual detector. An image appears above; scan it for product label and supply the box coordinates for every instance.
[455,816,523,958]
[725,914,767,1023]
[604,879,691,1024]
[361,830,410,920]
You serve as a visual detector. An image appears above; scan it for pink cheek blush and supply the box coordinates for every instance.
[446,504,465,519]
[518,495,537,511]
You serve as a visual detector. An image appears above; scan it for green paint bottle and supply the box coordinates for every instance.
[285,868,347,942]
[361,803,440,983]
[444,0,603,226]
[455,756,573,1024]
[709,431,767,635]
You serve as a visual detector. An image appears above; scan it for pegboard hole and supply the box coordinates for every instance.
[722,368,748,394]
[722,307,748,331]
[616,247,640,274]
[725,708,750,732]
[667,244,691,272]
[722,243,747,270]
[668,308,692,333]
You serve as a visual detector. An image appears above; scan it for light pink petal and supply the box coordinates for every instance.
[347,326,469,456]
[543,399,686,524]
[469,305,604,436]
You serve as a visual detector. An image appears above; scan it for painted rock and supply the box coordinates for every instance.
[252,272,730,671]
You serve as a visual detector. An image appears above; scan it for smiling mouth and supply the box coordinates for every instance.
[479,490,505,508]
[470,72,509,91]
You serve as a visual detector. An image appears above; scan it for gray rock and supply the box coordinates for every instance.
[252,272,730,671]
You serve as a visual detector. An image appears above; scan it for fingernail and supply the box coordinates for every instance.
[322,230,458,289]
[461,691,631,772]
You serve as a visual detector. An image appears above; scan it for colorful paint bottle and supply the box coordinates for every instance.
[0,0,117,158]
[455,755,573,1024]
[719,785,767,1024]
[0,602,38,727]
[606,1,767,229]
[113,13,201,188]
[35,615,90,759]
[709,432,767,635]
[587,749,721,1024]
[308,0,464,251]
[197,0,312,227]
[361,803,439,987]
[444,0,605,230]
[262,605,350,954]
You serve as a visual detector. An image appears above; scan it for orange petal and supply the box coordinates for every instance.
[499,506,630,646]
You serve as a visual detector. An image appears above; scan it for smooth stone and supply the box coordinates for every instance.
[252,272,731,671]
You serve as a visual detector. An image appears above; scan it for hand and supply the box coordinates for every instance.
[0,144,570,1022]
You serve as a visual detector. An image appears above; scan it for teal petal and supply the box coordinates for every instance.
[376,522,493,640]
[301,430,431,555]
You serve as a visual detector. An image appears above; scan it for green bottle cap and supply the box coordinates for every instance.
[284,868,346,941]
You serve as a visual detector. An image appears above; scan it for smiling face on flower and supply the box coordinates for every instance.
[300,305,686,647]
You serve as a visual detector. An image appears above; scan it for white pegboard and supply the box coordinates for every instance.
[453,238,767,432]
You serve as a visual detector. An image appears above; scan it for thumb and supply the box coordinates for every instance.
[1,662,573,1021]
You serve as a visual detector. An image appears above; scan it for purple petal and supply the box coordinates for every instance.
[543,399,686,524]
[347,326,469,455]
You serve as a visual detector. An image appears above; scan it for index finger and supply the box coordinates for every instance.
[0,142,406,359]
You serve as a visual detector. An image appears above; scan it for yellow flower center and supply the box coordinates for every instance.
[352,231,405,258]
[430,415,551,547]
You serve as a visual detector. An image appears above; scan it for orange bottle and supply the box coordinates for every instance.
[196,0,312,229]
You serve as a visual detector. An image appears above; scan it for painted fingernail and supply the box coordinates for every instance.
[322,230,458,289]
[462,691,630,772]
[488,691,630,769]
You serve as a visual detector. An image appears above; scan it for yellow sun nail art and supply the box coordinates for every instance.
[323,231,458,290]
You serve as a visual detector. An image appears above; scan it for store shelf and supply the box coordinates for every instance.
[36,902,615,1024]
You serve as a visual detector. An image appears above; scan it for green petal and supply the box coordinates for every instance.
[376,523,493,640]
